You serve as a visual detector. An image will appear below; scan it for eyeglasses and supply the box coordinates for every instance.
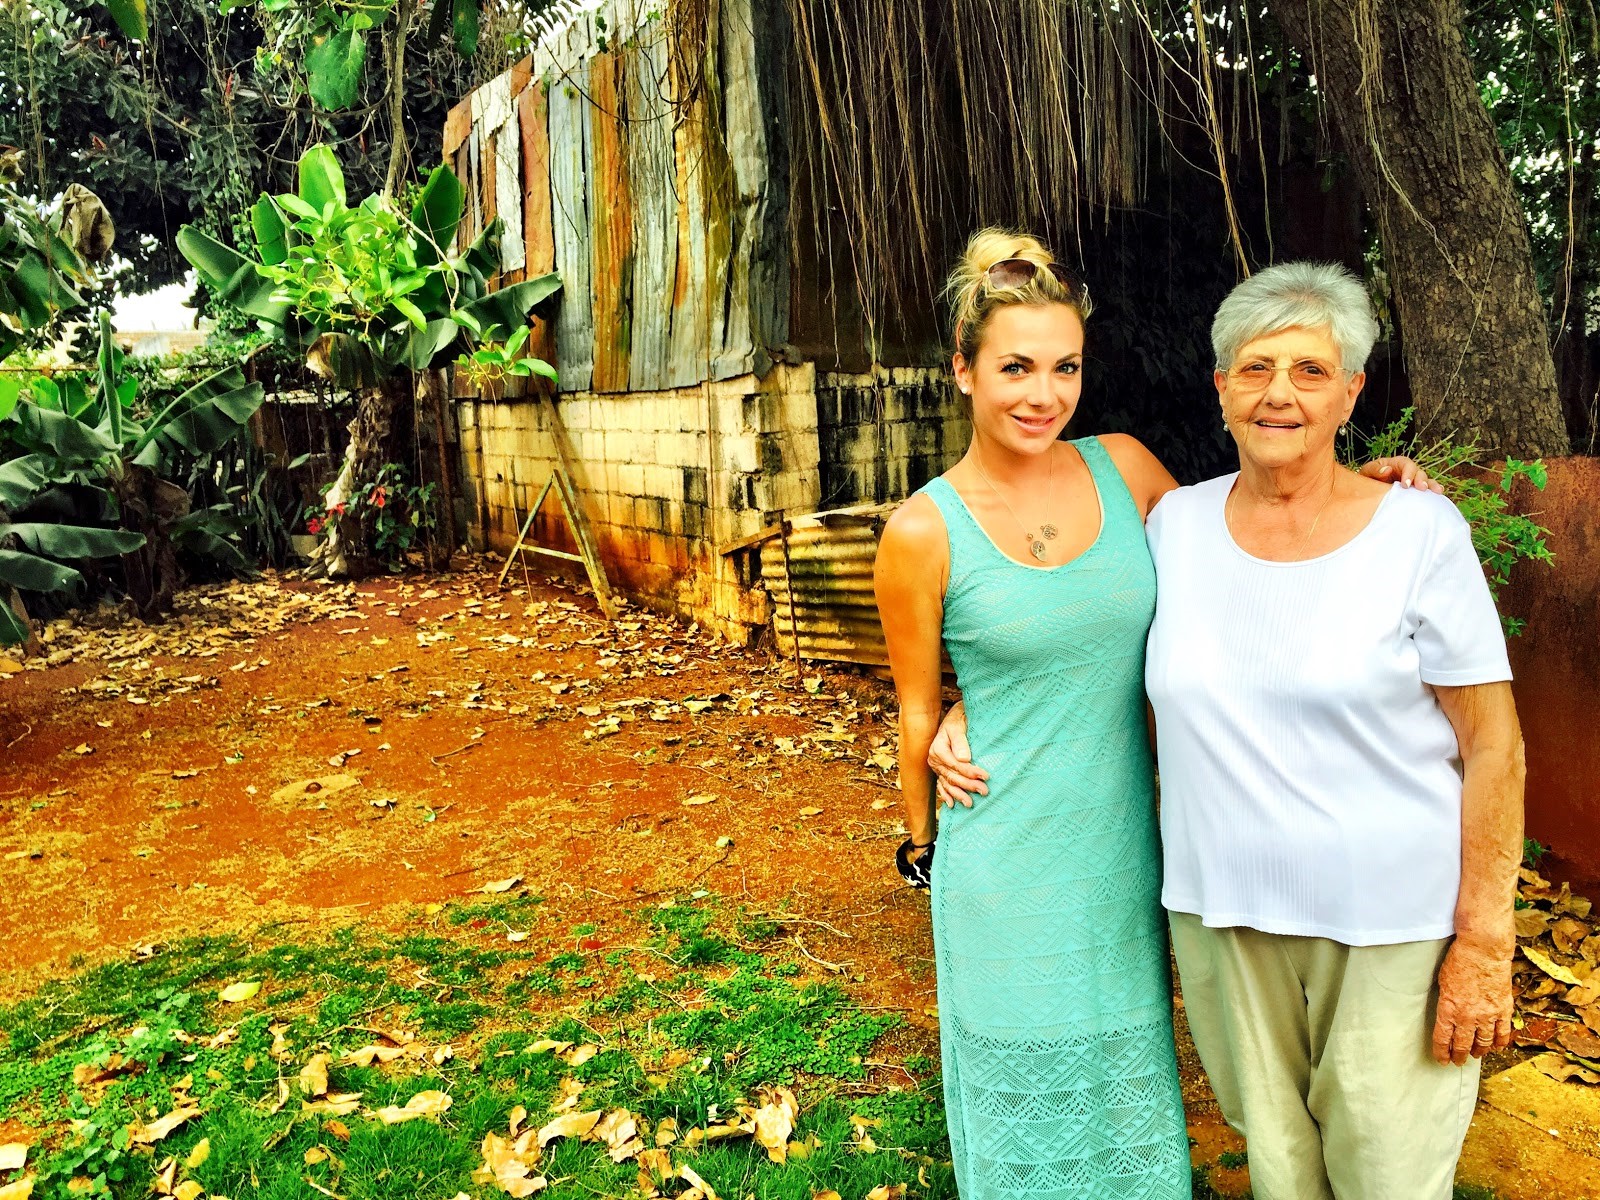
[985,257,1088,305]
[1227,359,1348,394]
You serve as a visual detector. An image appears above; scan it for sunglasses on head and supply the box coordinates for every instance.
[985,257,1083,296]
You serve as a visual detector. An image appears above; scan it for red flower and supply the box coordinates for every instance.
[329,502,347,518]
[306,517,324,535]
[371,486,387,509]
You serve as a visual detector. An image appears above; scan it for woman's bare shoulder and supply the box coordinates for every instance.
[880,490,949,554]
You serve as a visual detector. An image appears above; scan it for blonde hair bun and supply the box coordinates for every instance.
[944,227,1091,364]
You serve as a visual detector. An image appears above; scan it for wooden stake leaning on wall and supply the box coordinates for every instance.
[775,515,803,675]
[494,393,617,620]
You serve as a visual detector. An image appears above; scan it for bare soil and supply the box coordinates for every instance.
[0,563,1585,1196]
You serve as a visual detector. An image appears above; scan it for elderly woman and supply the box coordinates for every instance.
[1151,262,1524,1198]
[930,261,1524,1200]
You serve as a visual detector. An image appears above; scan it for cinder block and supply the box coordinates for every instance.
[719,435,759,475]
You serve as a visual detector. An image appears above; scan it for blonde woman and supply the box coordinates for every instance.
[875,232,1432,1199]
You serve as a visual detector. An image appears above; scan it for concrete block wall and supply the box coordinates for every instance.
[455,362,965,641]
[815,368,970,509]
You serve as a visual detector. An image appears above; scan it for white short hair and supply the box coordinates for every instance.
[1211,261,1379,374]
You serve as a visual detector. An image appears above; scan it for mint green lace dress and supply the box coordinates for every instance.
[920,437,1190,1199]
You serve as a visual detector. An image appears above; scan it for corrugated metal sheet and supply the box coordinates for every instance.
[760,503,898,667]
[444,0,790,397]
[548,70,595,391]
[588,51,632,393]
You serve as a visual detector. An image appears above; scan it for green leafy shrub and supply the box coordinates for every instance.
[1347,407,1553,635]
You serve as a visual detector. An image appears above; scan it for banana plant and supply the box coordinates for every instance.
[177,144,559,576]
[0,312,266,637]
[177,145,561,390]
[0,180,90,362]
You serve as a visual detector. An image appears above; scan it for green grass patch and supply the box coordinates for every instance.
[0,900,935,1199]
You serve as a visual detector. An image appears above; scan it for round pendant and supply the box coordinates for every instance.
[1039,523,1058,540]
[1030,540,1048,561]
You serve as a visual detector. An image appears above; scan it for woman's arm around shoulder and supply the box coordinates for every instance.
[1095,433,1181,521]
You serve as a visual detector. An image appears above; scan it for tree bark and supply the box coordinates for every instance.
[1267,0,1572,457]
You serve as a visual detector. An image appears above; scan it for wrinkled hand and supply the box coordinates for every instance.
[1360,454,1446,495]
[927,702,989,808]
[1433,938,1514,1065]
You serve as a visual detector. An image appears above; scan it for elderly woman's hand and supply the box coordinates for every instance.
[1432,937,1514,1065]
[1358,455,1446,494]
[928,702,989,808]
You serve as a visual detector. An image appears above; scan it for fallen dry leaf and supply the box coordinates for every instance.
[375,1090,452,1124]
[747,1087,797,1163]
[184,1138,210,1170]
[563,1044,598,1067]
[527,1039,573,1056]
[299,1053,331,1097]
[1516,908,1553,939]
[472,1129,547,1197]
[1557,1023,1600,1060]
[536,1109,602,1148]
[219,980,262,1003]
[269,774,360,804]
[677,1163,721,1200]
[798,807,823,818]
[0,1144,26,1172]
[1532,1051,1600,1085]
[683,794,717,807]
[1523,946,1583,986]
[343,1044,406,1068]
[129,1106,201,1145]
[481,876,523,894]
[0,1177,31,1200]
[172,1181,203,1200]
[302,1093,363,1116]
[1515,1015,1560,1047]
[636,1147,674,1189]
[865,1187,906,1200]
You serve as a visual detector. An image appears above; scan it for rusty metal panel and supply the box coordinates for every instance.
[588,51,632,394]
[626,33,676,392]
[760,504,899,667]
[519,83,557,368]
[443,97,471,159]
[665,74,710,388]
[477,72,525,277]
[711,0,787,380]
[548,72,595,392]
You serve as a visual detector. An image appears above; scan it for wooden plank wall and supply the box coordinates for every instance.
[438,0,790,397]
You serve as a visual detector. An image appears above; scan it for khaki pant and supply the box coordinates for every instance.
[1169,912,1480,1200]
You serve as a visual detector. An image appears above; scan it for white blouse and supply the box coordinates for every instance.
[1144,476,1512,946]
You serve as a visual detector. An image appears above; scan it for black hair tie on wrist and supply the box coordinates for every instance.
[896,837,935,889]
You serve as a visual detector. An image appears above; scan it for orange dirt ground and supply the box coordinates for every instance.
[0,563,1592,1197]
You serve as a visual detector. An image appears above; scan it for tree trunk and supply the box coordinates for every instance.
[1267,0,1571,457]
[338,375,411,576]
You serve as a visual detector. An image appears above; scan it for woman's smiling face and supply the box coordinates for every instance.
[954,302,1084,456]
[1216,325,1364,471]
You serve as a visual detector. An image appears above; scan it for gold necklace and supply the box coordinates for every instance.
[1227,473,1337,560]
[973,445,1058,562]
